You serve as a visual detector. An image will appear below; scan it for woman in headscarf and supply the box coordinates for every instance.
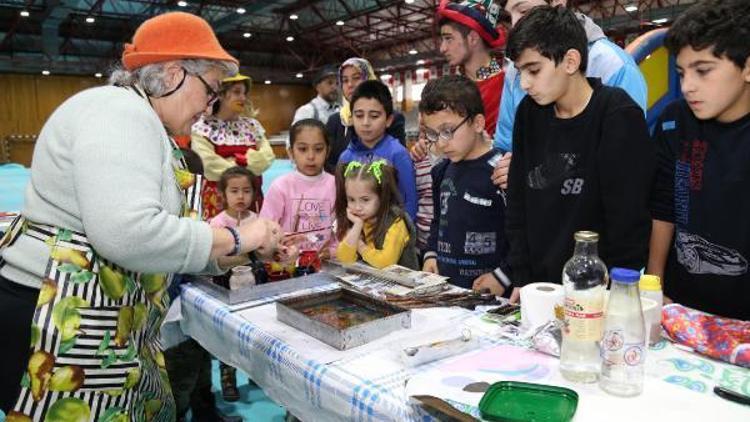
[0,12,284,421]
[192,74,275,219]
[324,57,407,172]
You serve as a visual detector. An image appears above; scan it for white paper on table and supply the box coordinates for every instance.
[237,304,471,364]
[405,344,750,422]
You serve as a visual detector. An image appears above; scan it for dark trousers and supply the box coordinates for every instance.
[0,274,38,413]
[164,338,216,420]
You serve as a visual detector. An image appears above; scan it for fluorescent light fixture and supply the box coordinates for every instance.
[409,49,418,55]
[94,72,103,78]
[20,10,30,17]
[286,36,294,42]
[652,18,668,24]
[85,16,95,23]
[42,70,50,76]
[243,32,252,38]
[264,80,271,85]
[296,73,303,78]
[625,5,638,12]
[380,74,392,79]
[336,20,345,26]
[405,0,415,4]
[416,59,425,65]
[177,1,188,7]
[236,7,246,14]
[290,14,299,20]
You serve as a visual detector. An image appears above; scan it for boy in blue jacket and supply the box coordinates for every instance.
[339,80,418,221]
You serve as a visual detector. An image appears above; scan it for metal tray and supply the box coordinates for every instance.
[276,288,411,350]
[193,272,338,305]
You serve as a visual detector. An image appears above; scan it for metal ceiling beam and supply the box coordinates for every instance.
[212,1,280,33]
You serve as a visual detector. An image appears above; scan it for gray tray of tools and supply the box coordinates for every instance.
[193,272,339,305]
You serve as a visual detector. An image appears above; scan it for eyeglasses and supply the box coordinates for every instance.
[184,68,219,106]
[422,116,470,147]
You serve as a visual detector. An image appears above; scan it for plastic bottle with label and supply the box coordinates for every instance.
[600,267,646,397]
[559,231,608,383]
[639,274,663,346]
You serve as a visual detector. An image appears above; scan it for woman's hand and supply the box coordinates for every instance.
[239,218,282,259]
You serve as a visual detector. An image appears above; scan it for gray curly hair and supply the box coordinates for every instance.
[109,59,238,96]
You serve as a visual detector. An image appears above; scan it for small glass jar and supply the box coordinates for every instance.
[229,265,256,290]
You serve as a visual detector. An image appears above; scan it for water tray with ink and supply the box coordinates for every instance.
[276,288,411,350]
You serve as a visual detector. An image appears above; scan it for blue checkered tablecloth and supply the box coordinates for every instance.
[179,284,750,421]
[179,283,508,421]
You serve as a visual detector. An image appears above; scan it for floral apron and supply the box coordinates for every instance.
[0,136,203,422]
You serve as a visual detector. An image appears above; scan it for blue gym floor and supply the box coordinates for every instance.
[0,160,295,421]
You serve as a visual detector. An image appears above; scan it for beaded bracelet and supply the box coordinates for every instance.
[226,226,242,256]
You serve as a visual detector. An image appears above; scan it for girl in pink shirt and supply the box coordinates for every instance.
[260,119,337,258]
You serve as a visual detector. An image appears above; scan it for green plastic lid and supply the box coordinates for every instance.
[478,381,579,422]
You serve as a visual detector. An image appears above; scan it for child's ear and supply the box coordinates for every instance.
[563,48,583,75]
[743,56,750,83]
[472,114,486,133]
[386,113,395,128]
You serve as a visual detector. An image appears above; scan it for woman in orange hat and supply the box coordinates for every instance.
[0,12,288,421]
[192,74,275,220]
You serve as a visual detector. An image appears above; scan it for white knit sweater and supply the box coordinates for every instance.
[1,85,219,289]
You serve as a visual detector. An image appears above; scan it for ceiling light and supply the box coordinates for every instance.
[336,20,344,26]
[236,7,246,14]
[380,74,392,80]
[20,10,30,17]
[264,80,271,85]
[625,5,638,12]
[652,18,668,24]
[177,1,188,7]
[94,72,103,78]
[290,14,299,20]
[408,49,418,55]
[405,0,415,4]
[243,32,252,38]
[416,59,425,65]
[296,73,303,78]
[42,70,50,76]
[286,36,294,42]
[85,16,95,23]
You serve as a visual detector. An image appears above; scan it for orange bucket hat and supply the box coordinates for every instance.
[122,12,238,70]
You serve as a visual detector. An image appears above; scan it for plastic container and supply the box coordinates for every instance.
[639,274,663,345]
[560,231,608,383]
[479,381,578,422]
[600,267,645,397]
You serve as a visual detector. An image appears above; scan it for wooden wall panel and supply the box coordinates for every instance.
[0,73,313,165]
[250,84,315,135]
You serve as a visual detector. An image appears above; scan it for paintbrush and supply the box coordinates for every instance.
[283,225,335,238]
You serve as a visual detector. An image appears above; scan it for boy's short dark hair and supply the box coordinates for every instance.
[419,75,485,118]
[506,5,588,73]
[350,80,394,116]
[665,0,750,69]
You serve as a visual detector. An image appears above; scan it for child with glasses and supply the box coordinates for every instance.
[420,75,512,292]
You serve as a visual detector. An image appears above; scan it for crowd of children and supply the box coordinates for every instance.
[200,0,749,323]
[170,0,750,417]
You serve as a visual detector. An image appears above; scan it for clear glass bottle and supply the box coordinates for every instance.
[600,267,646,397]
[560,231,608,383]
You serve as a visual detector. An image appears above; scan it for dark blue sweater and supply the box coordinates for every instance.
[425,149,511,289]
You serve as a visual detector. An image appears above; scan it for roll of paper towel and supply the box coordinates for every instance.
[521,283,565,330]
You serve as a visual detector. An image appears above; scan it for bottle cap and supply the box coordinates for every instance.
[639,274,662,291]
[610,267,640,284]
[574,231,599,242]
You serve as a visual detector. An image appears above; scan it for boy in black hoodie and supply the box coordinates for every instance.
[503,6,654,301]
